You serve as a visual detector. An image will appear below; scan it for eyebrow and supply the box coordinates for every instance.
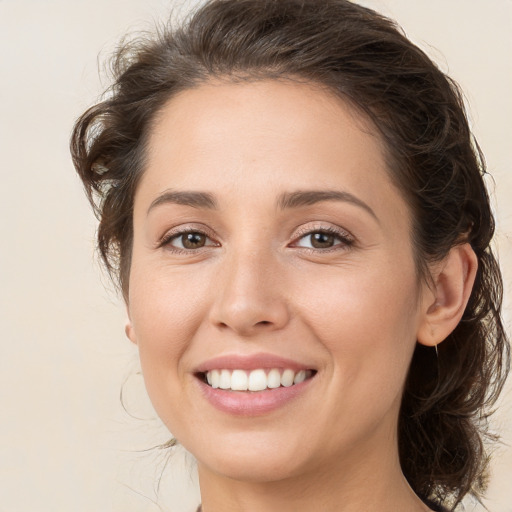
[147,188,378,222]
[277,190,378,221]
[147,190,218,215]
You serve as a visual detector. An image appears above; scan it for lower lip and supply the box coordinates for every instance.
[197,377,314,416]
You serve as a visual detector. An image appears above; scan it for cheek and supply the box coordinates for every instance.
[299,259,420,393]
[301,257,419,335]
[129,257,211,340]
[127,263,212,414]
[300,270,420,451]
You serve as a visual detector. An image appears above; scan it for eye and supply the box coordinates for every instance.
[293,228,353,250]
[301,231,337,249]
[162,230,217,251]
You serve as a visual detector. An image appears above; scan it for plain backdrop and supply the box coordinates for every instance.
[0,1,510,511]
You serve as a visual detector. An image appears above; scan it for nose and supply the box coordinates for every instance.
[208,248,290,337]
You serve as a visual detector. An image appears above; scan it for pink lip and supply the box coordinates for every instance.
[194,353,316,416]
[194,353,313,373]
[197,378,314,416]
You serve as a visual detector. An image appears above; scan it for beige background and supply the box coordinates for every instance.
[0,1,510,511]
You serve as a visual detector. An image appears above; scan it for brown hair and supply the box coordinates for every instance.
[70,0,509,509]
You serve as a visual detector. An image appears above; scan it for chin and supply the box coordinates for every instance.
[187,430,309,483]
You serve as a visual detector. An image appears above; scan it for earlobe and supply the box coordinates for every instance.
[125,321,137,344]
[125,308,138,345]
[417,243,478,347]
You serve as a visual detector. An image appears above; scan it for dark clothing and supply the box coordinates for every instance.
[197,501,448,511]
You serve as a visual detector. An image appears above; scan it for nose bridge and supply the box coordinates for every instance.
[210,241,289,335]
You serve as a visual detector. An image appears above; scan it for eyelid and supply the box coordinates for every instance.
[156,222,354,252]
[292,222,354,241]
[289,223,355,249]
[157,223,219,250]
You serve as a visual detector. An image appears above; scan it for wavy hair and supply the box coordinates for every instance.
[70,0,509,508]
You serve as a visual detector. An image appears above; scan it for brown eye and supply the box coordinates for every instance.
[310,232,336,249]
[180,232,207,249]
[293,228,353,251]
[163,230,215,251]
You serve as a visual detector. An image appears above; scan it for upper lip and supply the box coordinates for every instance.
[194,353,315,373]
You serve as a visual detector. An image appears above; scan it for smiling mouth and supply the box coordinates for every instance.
[198,368,316,392]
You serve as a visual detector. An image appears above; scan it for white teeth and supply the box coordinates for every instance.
[248,369,267,391]
[281,369,295,387]
[204,368,312,391]
[231,369,248,391]
[219,369,231,389]
[267,368,281,389]
[294,370,306,384]
[210,369,220,389]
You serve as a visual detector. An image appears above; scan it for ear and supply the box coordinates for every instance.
[417,243,478,347]
[125,307,138,345]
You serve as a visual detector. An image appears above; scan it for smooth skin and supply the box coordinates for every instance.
[125,80,477,512]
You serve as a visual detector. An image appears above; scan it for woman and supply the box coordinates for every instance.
[71,0,509,510]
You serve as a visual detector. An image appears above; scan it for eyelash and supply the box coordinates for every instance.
[158,227,218,252]
[158,225,354,254]
[291,225,354,252]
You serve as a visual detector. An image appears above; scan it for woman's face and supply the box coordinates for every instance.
[127,80,430,482]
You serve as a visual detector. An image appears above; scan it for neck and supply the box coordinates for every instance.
[197,431,431,512]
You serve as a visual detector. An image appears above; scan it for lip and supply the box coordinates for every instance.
[194,353,316,416]
[194,353,313,373]
[198,379,313,416]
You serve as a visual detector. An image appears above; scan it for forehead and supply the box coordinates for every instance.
[138,79,408,225]
[148,79,378,160]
